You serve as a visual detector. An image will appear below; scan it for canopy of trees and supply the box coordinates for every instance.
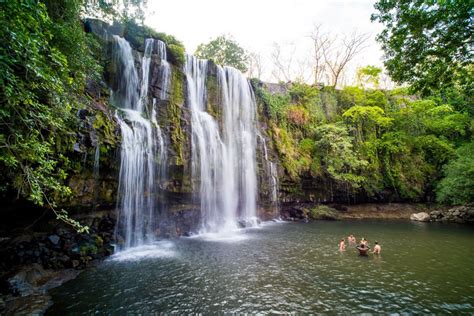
[371,0,473,99]
[195,35,249,72]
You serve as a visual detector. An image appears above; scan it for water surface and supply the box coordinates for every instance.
[48,220,474,314]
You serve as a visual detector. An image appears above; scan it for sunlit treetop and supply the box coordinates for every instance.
[195,35,249,73]
[371,0,473,96]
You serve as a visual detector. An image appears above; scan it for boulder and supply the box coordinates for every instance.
[3,293,52,316]
[410,212,430,222]
[48,235,60,246]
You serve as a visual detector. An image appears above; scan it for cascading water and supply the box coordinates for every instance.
[112,36,166,249]
[156,40,171,100]
[93,144,100,206]
[93,145,100,179]
[185,55,258,234]
[111,36,268,242]
[258,134,280,217]
[217,66,258,225]
[269,162,280,217]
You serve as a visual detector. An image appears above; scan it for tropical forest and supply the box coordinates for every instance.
[0,0,472,314]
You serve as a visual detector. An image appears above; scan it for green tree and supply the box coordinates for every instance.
[371,0,473,96]
[356,65,382,89]
[195,35,249,72]
[343,105,393,143]
[436,141,474,205]
[312,124,367,189]
[0,0,86,231]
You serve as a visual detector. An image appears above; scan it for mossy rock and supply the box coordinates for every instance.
[92,111,118,147]
[309,205,339,220]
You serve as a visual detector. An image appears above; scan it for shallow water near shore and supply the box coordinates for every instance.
[47,220,474,314]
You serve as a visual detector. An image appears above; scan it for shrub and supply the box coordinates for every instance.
[287,106,309,125]
[309,205,339,220]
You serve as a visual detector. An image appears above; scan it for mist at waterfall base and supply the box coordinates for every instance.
[110,35,276,252]
[48,221,474,314]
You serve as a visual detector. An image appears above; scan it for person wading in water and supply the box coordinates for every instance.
[372,241,381,254]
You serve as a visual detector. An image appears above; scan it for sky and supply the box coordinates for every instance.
[145,0,385,83]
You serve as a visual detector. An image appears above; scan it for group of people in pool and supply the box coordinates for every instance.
[338,234,381,255]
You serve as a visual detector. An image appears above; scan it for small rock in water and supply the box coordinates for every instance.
[410,212,430,222]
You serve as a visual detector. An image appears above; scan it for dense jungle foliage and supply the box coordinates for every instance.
[0,0,148,230]
[253,78,472,204]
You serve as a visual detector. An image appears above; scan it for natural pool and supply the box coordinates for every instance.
[48,220,474,314]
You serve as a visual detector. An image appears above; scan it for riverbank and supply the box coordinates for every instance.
[280,203,437,221]
[336,203,433,220]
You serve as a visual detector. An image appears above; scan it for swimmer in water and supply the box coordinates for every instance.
[339,238,346,251]
[372,241,381,254]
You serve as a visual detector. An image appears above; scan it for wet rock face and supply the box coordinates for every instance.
[7,264,81,297]
[2,293,52,316]
[0,210,117,314]
[67,173,118,211]
[0,213,116,277]
[2,264,82,316]
[156,207,202,238]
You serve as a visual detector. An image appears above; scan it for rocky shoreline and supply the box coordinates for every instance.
[280,203,435,221]
[0,209,116,315]
[410,204,474,223]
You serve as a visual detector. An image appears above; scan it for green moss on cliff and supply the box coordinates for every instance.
[92,111,118,148]
[206,74,220,118]
[167,44,185,66]
[167,68,186,165]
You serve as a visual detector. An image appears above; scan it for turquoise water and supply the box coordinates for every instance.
[48,220,474,314]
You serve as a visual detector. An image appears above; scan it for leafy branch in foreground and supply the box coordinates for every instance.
[0,0,96,232]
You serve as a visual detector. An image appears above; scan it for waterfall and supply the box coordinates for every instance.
[112,36,166,249]
[157,40,171,100]
[258,134,280,218]
[185,55,258,233]
[269,162,280,217]
[217,66,258,225]
[93,145,100,180]
[110,35,265,242]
